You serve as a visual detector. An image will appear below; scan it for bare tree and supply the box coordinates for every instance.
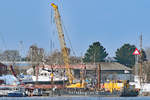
[143,61,150,82]
[0,50,21,62]
[145,47,150,61]
[45,50,64,65]
[27,45,45,75]
[45,49,81,65]
[69,56,81,64]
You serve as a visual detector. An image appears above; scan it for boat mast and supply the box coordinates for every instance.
[139,33,143,87]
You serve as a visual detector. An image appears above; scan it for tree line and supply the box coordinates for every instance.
[1,42,150,81]
[0,42,147,68]
[83,42,147,68]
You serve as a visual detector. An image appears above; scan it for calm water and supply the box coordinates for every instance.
[0,96,149,100]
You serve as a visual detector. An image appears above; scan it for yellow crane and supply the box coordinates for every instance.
[51,3,85,88]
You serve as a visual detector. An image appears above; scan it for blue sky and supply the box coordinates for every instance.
[0,0,150,57]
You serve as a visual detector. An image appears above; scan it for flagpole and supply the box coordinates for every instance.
[139,33,143,88]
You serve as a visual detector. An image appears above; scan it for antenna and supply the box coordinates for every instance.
[50,39,53,54]
[19,41,23,61]
[0,32,7,51]
[140,33,142,51]
[139,33,143,87]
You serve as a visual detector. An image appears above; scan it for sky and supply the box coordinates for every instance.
[0,0,150,57]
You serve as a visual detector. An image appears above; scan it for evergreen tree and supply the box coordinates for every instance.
[139,49,147,62]
[83,42,108,63]
[115,44,136,68]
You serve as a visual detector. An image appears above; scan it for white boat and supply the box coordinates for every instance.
[23,68,68,84]
[0,85,18,96]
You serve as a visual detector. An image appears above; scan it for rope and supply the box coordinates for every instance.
[62,21,76,57]
[0,32,7,50]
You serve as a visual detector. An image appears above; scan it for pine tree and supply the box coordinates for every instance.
[83,42,108,63]
[115,44,136,68]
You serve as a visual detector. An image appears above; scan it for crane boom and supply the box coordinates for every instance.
[51,3,74,84]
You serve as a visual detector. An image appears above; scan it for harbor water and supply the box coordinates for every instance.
[0,96,149,100]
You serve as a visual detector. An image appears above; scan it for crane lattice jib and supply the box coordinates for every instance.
[51,3,74,84]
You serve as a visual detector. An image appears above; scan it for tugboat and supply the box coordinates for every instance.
[120,80,139,97]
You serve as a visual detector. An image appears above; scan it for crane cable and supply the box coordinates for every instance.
[0,32,7,50]
[50,3,76,57]
[62,21,76,57]
[58,1,77,57]
[50,6,58,53]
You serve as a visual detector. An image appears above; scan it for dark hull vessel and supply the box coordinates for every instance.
[23,80,68,85]
[49,88,139,97]
[120,88,139,97]
[7,92,26,97]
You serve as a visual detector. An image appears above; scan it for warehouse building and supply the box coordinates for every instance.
[0,62,7,76]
